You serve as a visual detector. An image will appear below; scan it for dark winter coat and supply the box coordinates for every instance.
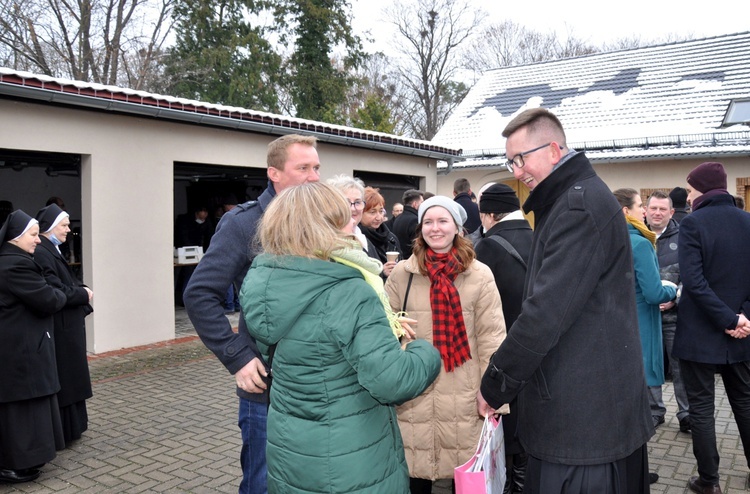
[0,242,66,403]
[673,193,750,364]
[475,218,533,329]
[34,236,93,407]
[654,219,680,325]
[454,192,481,234]
[361,224,402,264]
[184,184,274,403]
[672,208,689,224]
[392,205,419,259]
[480,152,653,465]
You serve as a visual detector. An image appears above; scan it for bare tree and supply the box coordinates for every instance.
[0,0,174,88]
[341,52,400,133]
[602,32,693,52]
[387,0,482,140]
[463,20,599,75]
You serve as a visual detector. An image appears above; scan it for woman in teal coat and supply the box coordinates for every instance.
[240,182,441,494]
[615,189,677,427]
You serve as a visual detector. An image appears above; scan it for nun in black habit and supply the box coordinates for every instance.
[35,204,94,445]
[0,210,66,483]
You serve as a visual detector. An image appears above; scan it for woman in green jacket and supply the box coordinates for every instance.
[240,182,441,494]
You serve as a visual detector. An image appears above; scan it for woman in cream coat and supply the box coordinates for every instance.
[385,196,506,493]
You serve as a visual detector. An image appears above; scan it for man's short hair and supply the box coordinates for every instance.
[267,134,317,170]
[402,189,424,207]
[453,178,471,194]
[502,108,567,146]
[647,190,672,208]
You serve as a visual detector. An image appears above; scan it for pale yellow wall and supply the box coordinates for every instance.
[0,99,434,353]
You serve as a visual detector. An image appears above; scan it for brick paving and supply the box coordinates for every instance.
[1,309,748,493]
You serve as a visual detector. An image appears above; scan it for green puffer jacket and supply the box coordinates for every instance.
[240,254,441,494]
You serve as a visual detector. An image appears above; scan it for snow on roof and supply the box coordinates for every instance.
[433,31,750,168]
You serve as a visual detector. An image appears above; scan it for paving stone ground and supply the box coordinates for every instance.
[1,308,748,493]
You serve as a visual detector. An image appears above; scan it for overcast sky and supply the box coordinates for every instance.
[351,0,749,54]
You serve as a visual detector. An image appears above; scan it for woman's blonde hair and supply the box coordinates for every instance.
[411,209,475,275]
[258,182,352,259]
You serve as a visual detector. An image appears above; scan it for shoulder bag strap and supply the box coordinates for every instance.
[488,234,527,270]
[402,272,414,311]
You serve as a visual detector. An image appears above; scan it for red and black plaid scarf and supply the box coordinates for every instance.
[425,247,471,372]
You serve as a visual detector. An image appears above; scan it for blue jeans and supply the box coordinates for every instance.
[225,283,239,311]
[238,398,268,494]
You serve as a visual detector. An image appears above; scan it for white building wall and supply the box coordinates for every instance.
[0,99,436,353]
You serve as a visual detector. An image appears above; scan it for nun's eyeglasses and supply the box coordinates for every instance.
[504,142,555,173]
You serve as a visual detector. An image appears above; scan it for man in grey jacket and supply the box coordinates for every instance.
[183,134,320,494]
[478,108,653,492]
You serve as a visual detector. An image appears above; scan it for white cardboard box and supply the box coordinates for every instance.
[174,246,203,264]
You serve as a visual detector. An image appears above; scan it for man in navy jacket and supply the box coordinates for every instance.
[183,134,321,494]
[673,161,750,494]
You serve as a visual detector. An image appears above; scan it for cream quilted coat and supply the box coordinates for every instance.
[385,257,506,480]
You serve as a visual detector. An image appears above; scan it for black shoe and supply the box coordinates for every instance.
[687,475,722,493]
[649,472,659,484]
[653,415,665,428]
[0,468,40,483]
[679,416,691,433]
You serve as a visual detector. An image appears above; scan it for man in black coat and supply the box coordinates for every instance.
[391,189,423,259]
[453,178,481,234]
[673,162,750,494]
[669,186,690,223]
[478,108,653,492]
[474,183,532,494]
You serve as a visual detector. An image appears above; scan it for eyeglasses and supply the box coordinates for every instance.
[348,200,365,210]
[504,142,553,173]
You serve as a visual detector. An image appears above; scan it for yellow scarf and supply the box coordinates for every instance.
[625,214,656,248]
[330,243,406,339]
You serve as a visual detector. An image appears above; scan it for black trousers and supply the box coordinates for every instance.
[409,478,455,494]
[680,359,750,484]
[524,443,649,494]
